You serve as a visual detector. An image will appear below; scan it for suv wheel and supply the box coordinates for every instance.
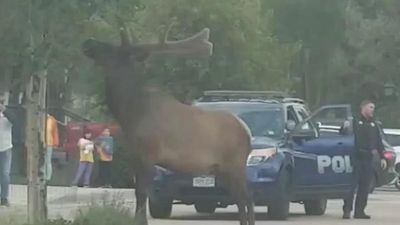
[194,202,217,214]
[304,199,327,215]
[149,197,172,219]
[268,167,291,220]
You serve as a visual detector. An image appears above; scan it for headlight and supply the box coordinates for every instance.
[247,156,267,165]
[247,148,277,166]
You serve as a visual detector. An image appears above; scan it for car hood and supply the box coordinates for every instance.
[251,136,280,149]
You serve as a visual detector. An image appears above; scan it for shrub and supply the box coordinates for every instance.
[8,203,135,225]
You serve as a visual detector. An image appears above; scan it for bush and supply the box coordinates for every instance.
[72,204,135,225]
[8,203,135,225]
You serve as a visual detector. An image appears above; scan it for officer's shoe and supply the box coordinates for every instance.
[354,212,371,219]
[342,212,351,219]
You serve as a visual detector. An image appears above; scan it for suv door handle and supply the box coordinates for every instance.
[337,142,343,145]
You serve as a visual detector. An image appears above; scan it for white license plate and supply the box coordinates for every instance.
[193,176,215,187]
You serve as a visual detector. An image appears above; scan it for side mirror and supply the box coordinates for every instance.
[339,120,351,135]
[286,120,296,132]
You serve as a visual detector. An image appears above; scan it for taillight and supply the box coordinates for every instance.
[383,150,395,161]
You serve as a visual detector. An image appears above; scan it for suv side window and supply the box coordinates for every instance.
[293,105,310,122]
[287,106,299,124]
[313,107,349,127]
[293,105,312,130]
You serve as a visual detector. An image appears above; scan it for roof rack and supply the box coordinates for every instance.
[282,98,305,104]
[197,90,291,104]
[203,90,289,99]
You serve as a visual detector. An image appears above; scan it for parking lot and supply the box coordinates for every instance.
[1,185,399,225]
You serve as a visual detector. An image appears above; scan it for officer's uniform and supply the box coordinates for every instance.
[343,115,385,215]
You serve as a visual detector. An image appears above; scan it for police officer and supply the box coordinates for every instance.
[343,99,387,219]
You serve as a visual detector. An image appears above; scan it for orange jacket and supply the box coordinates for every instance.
[44,115,59,147]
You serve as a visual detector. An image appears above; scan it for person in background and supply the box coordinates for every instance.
[95,128,114,188]
[72,128,94,188]
[41,113,59,182]
[0,98,15,207]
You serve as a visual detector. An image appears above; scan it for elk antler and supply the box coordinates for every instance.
[116,16,131,47]
[132,27,213,58]
[159,22,177,45]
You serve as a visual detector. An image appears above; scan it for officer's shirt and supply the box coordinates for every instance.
[353,115,384,158]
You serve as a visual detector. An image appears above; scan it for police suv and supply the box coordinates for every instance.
[149,91,396,220]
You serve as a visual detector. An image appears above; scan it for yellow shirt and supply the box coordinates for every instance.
[78,138,94,163]
[97,147,113,161]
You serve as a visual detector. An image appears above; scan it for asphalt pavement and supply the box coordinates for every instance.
[1,185,399,225]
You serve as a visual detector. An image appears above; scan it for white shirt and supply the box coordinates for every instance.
[0,112,13,152]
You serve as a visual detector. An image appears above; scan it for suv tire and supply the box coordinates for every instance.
[304,199,327,215]
[195,202,217,214]
[149,197,172,219]
[268,167,291,220]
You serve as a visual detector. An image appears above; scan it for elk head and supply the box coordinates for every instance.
[82,19,213,74]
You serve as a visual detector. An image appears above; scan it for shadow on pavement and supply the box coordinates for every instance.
[166,212,336,221]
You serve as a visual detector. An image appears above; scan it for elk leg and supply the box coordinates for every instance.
[134,166,154,225]
[235,179,255,225]
[221,171,253,225]
[246,188,255,225]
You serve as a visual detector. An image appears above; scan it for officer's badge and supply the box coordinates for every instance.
[371,122,375,127]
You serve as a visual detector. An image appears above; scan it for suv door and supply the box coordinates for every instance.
[290,105,354,197]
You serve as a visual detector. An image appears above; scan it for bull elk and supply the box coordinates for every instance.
[81,21,255,225]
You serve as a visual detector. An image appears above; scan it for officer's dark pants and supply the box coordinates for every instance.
[343,157,374,214]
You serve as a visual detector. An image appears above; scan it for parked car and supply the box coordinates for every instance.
[149,91,396,220]
[381,128,400,190]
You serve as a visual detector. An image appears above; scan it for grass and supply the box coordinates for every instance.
[4,195,136,225]
[8,206,136,225]
[71,203,136,225]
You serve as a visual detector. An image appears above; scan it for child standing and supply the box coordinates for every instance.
[95,128,114,188]
[72,129,94,187]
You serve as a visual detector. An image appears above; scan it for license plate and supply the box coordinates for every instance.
[193,176,215,187]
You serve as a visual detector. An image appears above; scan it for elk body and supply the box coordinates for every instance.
[81,23,255,225]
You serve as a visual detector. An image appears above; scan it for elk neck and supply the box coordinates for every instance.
[103,66,148,124]
[103,66,172,132]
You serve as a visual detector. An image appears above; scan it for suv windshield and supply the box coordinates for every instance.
[194,102,284,139]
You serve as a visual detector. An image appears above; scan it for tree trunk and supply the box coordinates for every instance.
[26,73,47,224]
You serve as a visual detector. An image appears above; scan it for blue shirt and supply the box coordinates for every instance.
[95,136,114,155]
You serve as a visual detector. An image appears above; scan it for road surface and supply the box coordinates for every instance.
[1,185,399,225]
[150,187,399,225]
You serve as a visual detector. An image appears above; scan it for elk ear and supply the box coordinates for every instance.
[116,16,132,47]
